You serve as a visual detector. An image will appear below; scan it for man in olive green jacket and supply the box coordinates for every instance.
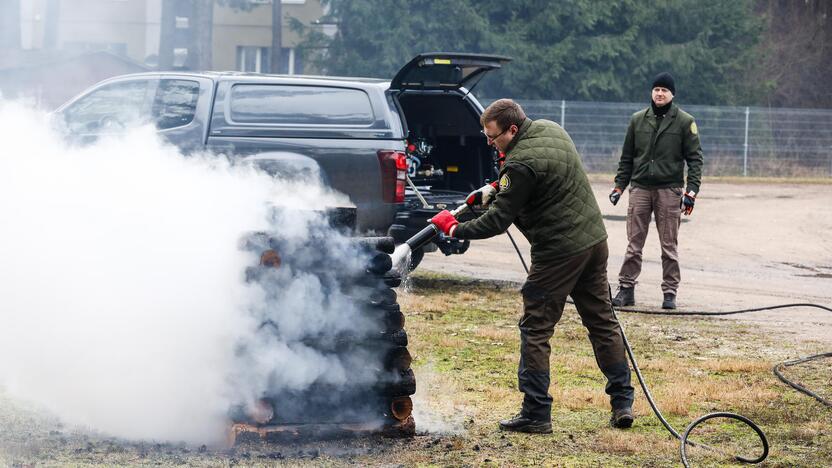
[430,99,635,433]
[609,73,703,310]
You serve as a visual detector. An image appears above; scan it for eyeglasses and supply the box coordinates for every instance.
[481,127,508,143]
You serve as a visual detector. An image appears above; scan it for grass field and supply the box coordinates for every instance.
[0,272,829,467]
[390,273,831,467]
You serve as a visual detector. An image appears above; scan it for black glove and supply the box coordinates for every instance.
[609,188,623,206]
[681,191,696,215]
[465,181,498,207]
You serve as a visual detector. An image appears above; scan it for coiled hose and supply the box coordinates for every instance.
[500,228,832,467]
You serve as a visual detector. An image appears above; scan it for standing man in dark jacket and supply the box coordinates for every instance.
[609,73,703,310]
[430,99,635,433]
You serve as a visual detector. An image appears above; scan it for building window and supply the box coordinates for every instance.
[237,46,301,74]
[237,46,269,73]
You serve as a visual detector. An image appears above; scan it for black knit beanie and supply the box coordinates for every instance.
[651,72,675,95]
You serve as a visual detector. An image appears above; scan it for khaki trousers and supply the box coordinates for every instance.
[618,186,683,294]
[518,240,634,420]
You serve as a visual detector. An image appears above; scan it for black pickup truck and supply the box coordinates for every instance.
[55,53,510,269]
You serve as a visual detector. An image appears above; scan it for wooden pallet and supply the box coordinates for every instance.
[229,416,415,445]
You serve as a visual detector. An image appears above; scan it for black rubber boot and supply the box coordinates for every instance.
[610,407,634,429]
[498,413,552,434]
[662,293,676,309]
[612,287,635,307]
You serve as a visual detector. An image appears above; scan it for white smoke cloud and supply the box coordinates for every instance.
[0,100,375,445]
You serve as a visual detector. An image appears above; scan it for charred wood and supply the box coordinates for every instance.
[389,396,413,421]
[382,415,416,438]
[381,368,416,397]
[384,346,412,370]
[351,236,396,254]
[365,252,393,276]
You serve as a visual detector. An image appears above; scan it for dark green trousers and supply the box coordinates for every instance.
[518,240,634,421]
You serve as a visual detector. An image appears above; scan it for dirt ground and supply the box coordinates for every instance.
[3,273,829,467]
[421,178,832,346]
[1,178,830,467]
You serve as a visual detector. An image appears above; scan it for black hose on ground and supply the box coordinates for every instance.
[500,228,831,466]
[608,301,832,410]
[772,352,832,408]
[607,283,770,467]
[615,302,832,316]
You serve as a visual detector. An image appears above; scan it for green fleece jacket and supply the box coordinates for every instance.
[454,118,607,263]
[614,102,704,194]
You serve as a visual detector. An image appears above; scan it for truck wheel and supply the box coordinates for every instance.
[408,247,425,271]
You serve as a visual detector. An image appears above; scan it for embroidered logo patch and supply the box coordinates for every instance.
[690,122,698,135]
[499,174,511,190]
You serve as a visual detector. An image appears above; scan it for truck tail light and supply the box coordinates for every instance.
[377,150,407,204]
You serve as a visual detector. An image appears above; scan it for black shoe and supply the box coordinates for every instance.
[662,293,676,309]
[498,413,552,434]
[610,407,634,429]
[612,287,635,307]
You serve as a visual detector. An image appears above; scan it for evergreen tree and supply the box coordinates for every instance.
[303,0,764,105]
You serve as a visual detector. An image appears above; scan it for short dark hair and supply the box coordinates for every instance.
[480,98,526,130]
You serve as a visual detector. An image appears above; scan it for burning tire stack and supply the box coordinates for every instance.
[354,237,416,436]
[230,224,415,443]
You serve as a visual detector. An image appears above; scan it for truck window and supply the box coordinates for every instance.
[61,80,154,133]
[229,84,375,126]
[153,79,200,130]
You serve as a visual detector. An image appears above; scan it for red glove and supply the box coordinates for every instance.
[466,181,498,207]
[430,210,459,237]
[680,190,696,215]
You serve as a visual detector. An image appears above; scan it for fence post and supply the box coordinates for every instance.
[743,107,750,176]
[560,100,566,129]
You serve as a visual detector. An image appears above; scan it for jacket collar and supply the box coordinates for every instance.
[504,118,533,156]
[645,102,678,135]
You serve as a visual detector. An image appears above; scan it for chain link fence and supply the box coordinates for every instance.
[481,99,832,177]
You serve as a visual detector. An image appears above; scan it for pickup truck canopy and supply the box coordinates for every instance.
[389,53,511,92]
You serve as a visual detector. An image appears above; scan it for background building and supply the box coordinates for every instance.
[1,0,326,107]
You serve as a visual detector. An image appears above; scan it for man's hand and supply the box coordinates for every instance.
[430,210,459,237]
[681,191,696,215]
[609,187,623,206]
[466,181,499,207]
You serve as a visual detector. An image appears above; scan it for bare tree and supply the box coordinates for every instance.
[0,0,22,50]
[756,0,832,107]
[159,0,213,71]
[44,0,60,50]
[188,0,214,70]
[270,0,282,73]
[158,0,177,69]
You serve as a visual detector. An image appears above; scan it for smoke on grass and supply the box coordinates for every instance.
[0,99,376,444]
